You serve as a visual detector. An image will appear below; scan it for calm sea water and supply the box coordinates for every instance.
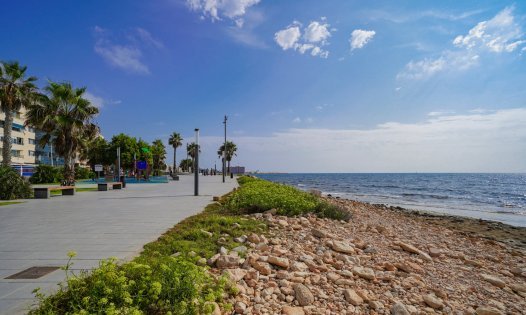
[255,173,526,227]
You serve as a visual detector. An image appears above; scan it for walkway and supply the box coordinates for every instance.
[0,175,237,314]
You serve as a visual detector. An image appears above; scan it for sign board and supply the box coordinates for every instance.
[137,160,148,170]
[94,164,103,172]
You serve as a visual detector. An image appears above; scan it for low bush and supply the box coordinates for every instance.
[29,165,62,184]
[0,166,32,200]
[75,166,95,180]
[32,253,228,315]
[226,176,351,221]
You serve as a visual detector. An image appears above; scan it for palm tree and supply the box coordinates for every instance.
[0,61,40,166]
[217,141,237,175]
[168,132,182,174]
[186,142,200,172]
[25,81,99,184]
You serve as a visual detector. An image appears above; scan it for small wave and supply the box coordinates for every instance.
[491,210,526,216]
[401,193,449,200]
[297,184,306,187]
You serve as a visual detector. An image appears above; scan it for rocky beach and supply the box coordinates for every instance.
[208,196,526,314]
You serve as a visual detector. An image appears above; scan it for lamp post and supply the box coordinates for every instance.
[223,115,227,183]
[194,128,199,196]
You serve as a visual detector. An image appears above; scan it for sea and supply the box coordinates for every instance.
[254,173,526,227]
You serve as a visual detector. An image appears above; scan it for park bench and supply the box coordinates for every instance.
[98,182,123,191]
[34,186,75,199]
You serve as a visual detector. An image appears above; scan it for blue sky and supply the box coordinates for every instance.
[2,0,526,172]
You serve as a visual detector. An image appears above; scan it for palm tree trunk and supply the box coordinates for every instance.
[228,160,231,175]
[2,110,13,166]
[173,147,176,174]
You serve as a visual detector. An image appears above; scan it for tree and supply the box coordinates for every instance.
[151,139,166,176]
[85,136,113,169]
[0,61,40,166]
[109,133,139,170]
[179,158,193,172]
[137,139,153,166]
[25,81,99,183]
[168,132,183,173]
[218,141,237,175]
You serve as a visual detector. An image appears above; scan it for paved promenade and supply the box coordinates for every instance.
[0,175,237,314]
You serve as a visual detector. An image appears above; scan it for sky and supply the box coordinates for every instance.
[1,0,525,172]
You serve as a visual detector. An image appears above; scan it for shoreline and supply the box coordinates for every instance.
[324,195,526,250]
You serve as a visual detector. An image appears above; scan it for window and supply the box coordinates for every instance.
[29,138,36,145]
[28,150,36,156]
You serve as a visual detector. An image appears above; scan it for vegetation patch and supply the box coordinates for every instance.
[0,166,32,200]
[226,176,351,221]
[0,201,23,206]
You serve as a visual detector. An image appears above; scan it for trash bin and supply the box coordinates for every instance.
[230,172,234,179]
[120,176,126,188]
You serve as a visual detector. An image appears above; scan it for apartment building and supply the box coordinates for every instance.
[0,108,36,175]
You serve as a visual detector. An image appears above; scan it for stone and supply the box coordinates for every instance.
[252,261,272,275]
[234,301,246,314]
[423,294,444,309]
[293,283,314,306]
[278,219,289,227]
[232,246,247,254]
[428,247,441,257]
[475,306,504,315]
[219,246,228,255]
[248,233,261,244]
[369,300,383,310]
[331,241,355,255]
[268,256,290,269]
[391,302,410,315]
[196,258,207,266]
[396,241,432,261]
[207,254,220,266]
[352,266,375,280]
[282,306,305,315]
[312,229,328,238]
[223,268,247,282]
[200,229,213,237]
[509,283,526,293]
[343,289,363,306]
[216,255,239,269]
[481,274,506,288]
[234,235,247,243]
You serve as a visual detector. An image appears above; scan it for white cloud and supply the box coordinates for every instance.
[274,25,301,50]
[94,26,162,74]
[398,7,525,80]
[186,0,260,23]
[292,117,301,123]
[274,18,332,58]
[84,92,105,108]
[202,108,526,173]
[349,29,376,50]
[304,21,331,43]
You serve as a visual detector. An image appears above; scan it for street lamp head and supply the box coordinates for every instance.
[195,128,199,132]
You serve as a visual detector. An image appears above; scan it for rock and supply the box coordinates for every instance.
[234,235,247,243]
[223,268,247,282]
[352,266,375,280]
[196,258,207,266]
[331,241,355,255]
[391,302,410,315]
[282,306,305,315]
[200,229,213,237]
[207,254,220,266]
[369,300,383,310]
[481,274,506,288]
[216,255,239,269]
[277,219,289,227]
[428,247,441,257]
[510,267,524,277]
[423,294,444,309]
[312,229,328,238]
[396,241,432,261]
[475,306,504,315]
[219,246,228,255]
[232,246,247,254]
[293,283,314,306]
[234,301,247,314]
[247,233,261,244]
[509,283,526,293]
[268,256,290,269]
[252,261,272,275]
[209,302,221,315]
[343,289,363,306]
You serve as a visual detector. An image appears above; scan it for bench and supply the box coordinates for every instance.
[34,186,75,199]
[98,182,123,191]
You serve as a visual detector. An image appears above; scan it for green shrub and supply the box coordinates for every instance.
[0,166,32,200]
[29,165,62,184]
[31,253,228,315]
[75,166,95,180]
[228,176,351,220]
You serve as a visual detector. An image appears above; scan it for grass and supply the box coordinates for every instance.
[49,187,97,196]
[225,176,351,221]
[0,201,23,206]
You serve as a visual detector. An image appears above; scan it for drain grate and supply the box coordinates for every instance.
[5,266,60,279]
